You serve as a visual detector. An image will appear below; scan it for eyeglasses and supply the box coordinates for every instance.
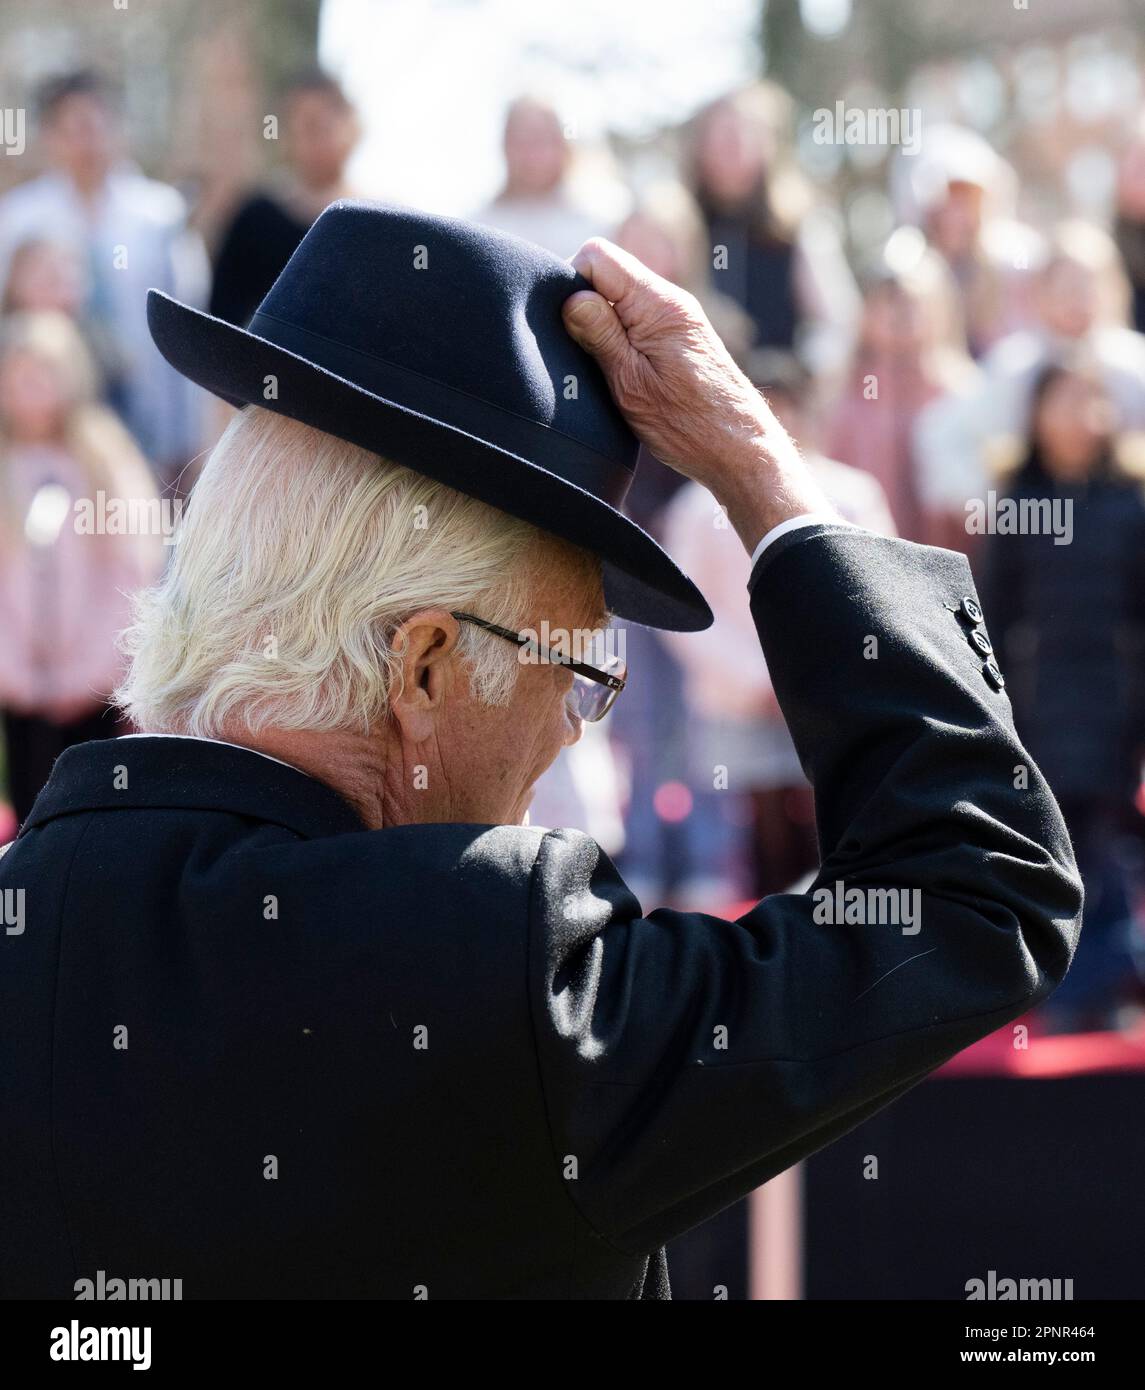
[450,611,627,722]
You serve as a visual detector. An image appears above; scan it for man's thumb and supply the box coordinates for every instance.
[562,290,624,359]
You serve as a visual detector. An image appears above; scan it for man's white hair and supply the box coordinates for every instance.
[116,406,572,737]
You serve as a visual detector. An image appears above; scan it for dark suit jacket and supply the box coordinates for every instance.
[0,526,1082,1299]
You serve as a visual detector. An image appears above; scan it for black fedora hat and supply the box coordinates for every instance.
[147,200,713,632]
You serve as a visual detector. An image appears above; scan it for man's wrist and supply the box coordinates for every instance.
[701,432,837,557]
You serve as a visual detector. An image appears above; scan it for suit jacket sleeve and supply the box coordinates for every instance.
[525,525,1083,1256]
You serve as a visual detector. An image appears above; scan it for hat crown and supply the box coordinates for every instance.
[255,200,637,469]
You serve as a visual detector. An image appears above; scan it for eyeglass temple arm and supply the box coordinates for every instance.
[450,611,624,692]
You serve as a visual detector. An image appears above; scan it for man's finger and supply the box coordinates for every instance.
[570,237,656,310]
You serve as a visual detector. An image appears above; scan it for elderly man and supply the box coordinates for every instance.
[0,202,1080,1300]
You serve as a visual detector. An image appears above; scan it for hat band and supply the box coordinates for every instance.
[246,311,634,508]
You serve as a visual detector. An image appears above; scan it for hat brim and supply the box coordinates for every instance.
[149,292,713,633]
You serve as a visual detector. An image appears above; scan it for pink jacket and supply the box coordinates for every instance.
[0,443,164,716]
[823,361,947,542]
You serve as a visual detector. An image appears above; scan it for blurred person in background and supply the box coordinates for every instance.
[917,221,1145,554]
[823,231,978,545]
[661,353,895,901]
[209,69,362,329]
[980,361,1145,1032]
[895,123,1043,360]
[685,82,859,376]
[472,95,624,258]
[1114,111,1145,335]
[0,312,163,829]
[3,237,129,409]
[0,70,208,488]
[3,238,85,319]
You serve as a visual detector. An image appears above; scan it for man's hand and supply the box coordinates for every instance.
[562,237,834,554]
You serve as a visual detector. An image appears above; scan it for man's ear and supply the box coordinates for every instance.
[389,609,460,743]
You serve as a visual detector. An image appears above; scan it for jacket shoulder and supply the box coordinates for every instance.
[236,819,556,931]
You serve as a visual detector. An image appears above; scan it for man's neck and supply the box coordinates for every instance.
[212,725,388,828]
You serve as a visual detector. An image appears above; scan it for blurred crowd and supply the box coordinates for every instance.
[2,66,1145,1033]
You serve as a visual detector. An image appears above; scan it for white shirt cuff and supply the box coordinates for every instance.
[749,512,846,572]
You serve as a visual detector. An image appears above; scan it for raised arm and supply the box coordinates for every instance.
[532,240,1085,1255]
